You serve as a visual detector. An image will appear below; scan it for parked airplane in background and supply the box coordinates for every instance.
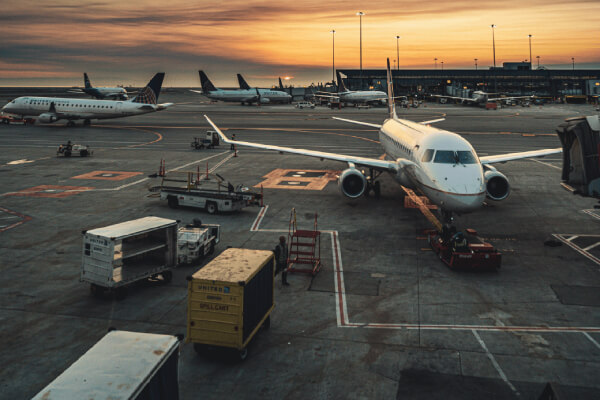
[192,71,291,105]
[68,73,129,100]
[237,74,292,104]
[315,71,387,105]
[434,90,532,106]
[2,73,172,126]
[205,60,561,225]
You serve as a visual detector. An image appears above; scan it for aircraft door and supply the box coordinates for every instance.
[116,102,123,113]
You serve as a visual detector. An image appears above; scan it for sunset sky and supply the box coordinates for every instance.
[1,0,599,87]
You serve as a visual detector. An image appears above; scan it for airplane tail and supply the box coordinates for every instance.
[84,73,92,89]
[386,58,397,119]
[132,73,165,104]
[237,74,251,90]
[199,71,217,93]
[279,77,284,90]
[336,71,348,92]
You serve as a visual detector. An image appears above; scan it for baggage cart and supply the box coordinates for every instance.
[81,216,178,298]
[427,229,501,270]
[187,248,275,360]
[32,330,181,400]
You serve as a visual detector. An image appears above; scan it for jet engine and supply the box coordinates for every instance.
[259,97,270,104]
[338,168,367,198]
[484,168,510,201]
[37,113,58,123]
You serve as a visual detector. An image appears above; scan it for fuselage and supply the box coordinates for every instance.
[2,96,159,120]
[340,90,387,103]
[379,118,486,213]
[206,89,291,103]
[84,87,128,100]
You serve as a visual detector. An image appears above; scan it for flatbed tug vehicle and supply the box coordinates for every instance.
[149,171,262,214]
[57,141,92,157]
[191,130,220,150]
[427,228,501,270]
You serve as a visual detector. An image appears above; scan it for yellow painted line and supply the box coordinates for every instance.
[93,125,163,148]
[402,186,442,231]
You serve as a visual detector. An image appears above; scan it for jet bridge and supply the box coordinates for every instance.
[556,115,600,198]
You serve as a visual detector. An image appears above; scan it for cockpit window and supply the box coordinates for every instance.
[457,150,477,164]
[421,149,435,162]
[433,150,456,163]
[433,150,478,164]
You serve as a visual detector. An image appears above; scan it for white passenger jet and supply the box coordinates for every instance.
[204,60,561,224]
[2,73,172,126]
[237,74,292,104]
[434,91,532,106]
[68,73,129,100]
[315,71,387,105]
[192,71,291,105]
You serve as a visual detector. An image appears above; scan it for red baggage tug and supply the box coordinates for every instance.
[426,228,502,270]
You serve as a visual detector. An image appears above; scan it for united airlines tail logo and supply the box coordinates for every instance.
[133,87,157,104]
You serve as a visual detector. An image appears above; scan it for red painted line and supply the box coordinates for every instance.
[340,322,600,333]
[0,207,32,233]
[251,207,266,231]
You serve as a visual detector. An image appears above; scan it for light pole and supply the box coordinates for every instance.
[441,61,444,70]
[491,24,497,92]
[330,30,335,85]
[393,59,396,69]
[434,58,438,69]
[571,57,575,71]
[528,34,532,70]
[356,12,365,71]
[396,35,400,70]
[474,58,478,70]
[536,55,540,69]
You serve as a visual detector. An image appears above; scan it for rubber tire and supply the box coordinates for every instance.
[208,242,215,255]
[263,316,271,330]
[162,270,173,284]
[206,202,217,215]
[80,150,88,157]
[238,347,248,361]
[373,181,381,198]
[64,150,71,157]
[167,196,179,209]
[83,119,91,126]
[193,343,207,355]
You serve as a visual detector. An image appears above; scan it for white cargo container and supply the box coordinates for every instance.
[32,330,181,400]
[81,216,178,297]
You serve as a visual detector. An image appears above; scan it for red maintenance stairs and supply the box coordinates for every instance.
[287,208,321,276]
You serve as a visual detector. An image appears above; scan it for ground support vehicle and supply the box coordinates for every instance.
[177,222,221,264]
[427,228,501,270]
[81,216,178,299]
[0,114,35,124]
[32,330,181,400]
[57,142,92,157]
[295,101,315,109]
[187,248,275,360]
[150,172,262,214]
[191,130,220,150]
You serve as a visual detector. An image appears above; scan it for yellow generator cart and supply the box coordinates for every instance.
[187,248,274,360]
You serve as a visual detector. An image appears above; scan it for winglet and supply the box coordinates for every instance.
[237,74,251,90]
[205,115,232,144]
[386,58,397,119]
[132,73,164,104]
[199,71,217,93]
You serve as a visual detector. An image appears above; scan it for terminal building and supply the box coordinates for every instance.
[338,62,600,102]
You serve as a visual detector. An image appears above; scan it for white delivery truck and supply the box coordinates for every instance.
[81,216,178,298]
[32,330,181,400]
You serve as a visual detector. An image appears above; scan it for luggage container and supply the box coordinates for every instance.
[32,330,181,400]
[187,248,274,360]
[81,216,178,298]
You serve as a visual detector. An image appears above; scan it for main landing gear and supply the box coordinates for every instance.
[363,168,382,198]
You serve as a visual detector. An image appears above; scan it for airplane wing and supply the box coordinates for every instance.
[420,118,445,125]
[190,90,204,94]
[479,148,562,164]
[204,115,397,171]
[314,93,340,100]
[332,117,381,129]
[488,96,532,102]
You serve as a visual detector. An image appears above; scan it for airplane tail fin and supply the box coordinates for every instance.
[199,71,217,92]
[336,71,348,92]
[386,58,397,119]
[279,77,284,90]
[237,74,251,90]
[132,73,164,104]
[84,73,92,89]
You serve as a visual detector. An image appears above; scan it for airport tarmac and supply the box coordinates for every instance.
[1,89,600,399]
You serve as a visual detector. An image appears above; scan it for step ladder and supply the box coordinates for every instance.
[287,208,321,276]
